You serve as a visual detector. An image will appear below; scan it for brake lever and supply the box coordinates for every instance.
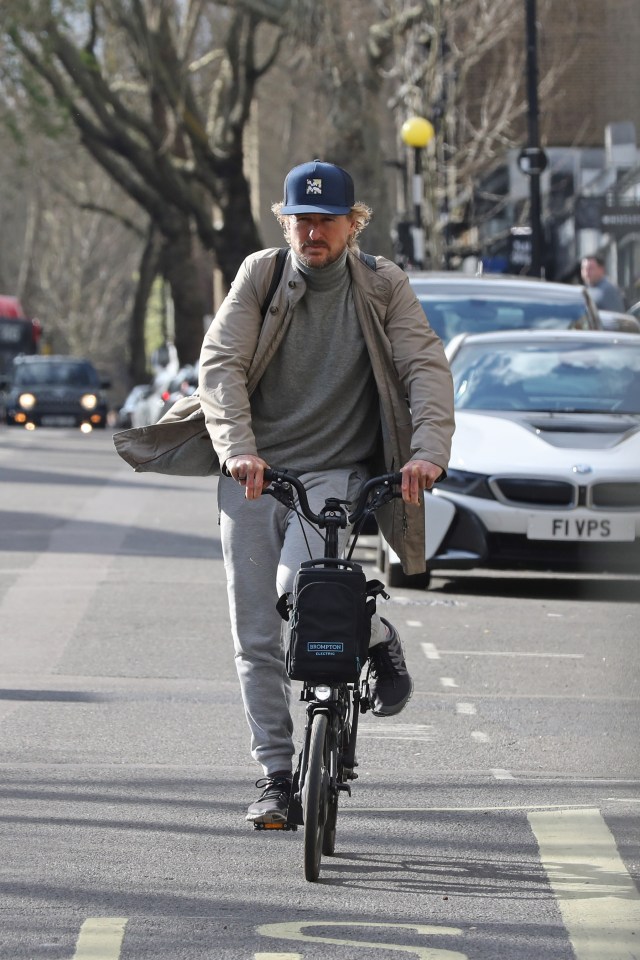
[263,480,297,510]
[350,486,398,525]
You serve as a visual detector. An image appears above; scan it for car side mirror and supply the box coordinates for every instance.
[100,378,111,389]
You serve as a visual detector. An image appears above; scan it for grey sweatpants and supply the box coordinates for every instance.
[218,466,387,777]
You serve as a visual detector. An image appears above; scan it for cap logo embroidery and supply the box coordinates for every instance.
[306,178,322,195]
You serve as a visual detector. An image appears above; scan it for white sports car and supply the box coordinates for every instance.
[378,329,640,587]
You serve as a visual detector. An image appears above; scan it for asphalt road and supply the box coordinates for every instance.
[0,425,638,960]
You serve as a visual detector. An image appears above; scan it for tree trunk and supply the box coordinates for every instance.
[129,224,162,385]
[214,158,263,289]
[161,226,210,366]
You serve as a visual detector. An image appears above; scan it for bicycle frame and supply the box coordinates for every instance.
[261,469,402,880]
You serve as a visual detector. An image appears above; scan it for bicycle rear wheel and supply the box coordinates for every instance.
[303,713,329,882]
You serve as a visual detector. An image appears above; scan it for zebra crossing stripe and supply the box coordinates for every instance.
[528,808,640,959]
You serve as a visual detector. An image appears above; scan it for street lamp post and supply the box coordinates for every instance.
[401,116,435,269]
[520,0,547,277]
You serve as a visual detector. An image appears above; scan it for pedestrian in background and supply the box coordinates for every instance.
[580,255,626,311]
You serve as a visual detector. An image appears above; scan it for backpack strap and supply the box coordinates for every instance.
[358,251,377,271]
[260,247,288,319]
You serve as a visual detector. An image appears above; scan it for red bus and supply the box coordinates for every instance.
[0,296,42,377]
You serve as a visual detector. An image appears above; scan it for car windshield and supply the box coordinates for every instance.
[451,340,640,414]
[418,295,592,344]
[14,361,99,388]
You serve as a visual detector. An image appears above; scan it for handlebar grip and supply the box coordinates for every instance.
[263,468,290,483]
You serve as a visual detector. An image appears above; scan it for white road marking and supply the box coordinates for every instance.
[528,808,640,960]
[346,803,604,813]
[440,677,458,688]
[73,918,127,959]
[491,768,515,780]
[255,955,302,959]
[471,731,490,743]
[359,723,433,741]
[418,691,638,702]
[407,620,423,627]
[439,649,583,659]
[456,702,477,715]
[421,642,441,660]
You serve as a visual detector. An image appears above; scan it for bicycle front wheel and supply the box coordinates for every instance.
[303,712,329,882]
[323,717,349,857]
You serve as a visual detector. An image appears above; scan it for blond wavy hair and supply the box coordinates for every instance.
[271,201,372,249]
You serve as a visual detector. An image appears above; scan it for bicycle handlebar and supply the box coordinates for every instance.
[263,468,402,526]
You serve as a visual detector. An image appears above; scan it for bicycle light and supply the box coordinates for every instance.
[313,684,332,701]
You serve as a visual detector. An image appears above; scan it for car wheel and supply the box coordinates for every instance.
[386,561,431,590]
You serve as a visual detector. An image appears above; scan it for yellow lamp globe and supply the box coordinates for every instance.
[401,116,435,148]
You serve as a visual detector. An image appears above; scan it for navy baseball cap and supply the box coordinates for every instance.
[280,160,355,215]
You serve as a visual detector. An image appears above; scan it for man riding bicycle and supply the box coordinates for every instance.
[198,160,455,824]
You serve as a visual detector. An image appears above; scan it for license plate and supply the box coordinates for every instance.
[527,515,635,542]
[41,415,76,427]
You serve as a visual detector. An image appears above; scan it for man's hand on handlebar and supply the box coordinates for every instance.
[226,455,441,505]
[225,454,270,500]
[400,459,443,505]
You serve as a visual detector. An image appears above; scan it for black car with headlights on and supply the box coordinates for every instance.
[4,355,110,430]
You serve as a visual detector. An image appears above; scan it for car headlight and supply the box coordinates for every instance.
[80,393,98,411]
[18,392,36,410]
[437,469,494,499]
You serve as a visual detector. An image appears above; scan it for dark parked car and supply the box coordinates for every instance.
[408,273,602,345]
[4,355,110,430]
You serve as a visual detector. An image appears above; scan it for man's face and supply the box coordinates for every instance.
[287,213,355,268]
[581,258,605,286]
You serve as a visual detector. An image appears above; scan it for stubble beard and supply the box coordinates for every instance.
[297,245,344,270]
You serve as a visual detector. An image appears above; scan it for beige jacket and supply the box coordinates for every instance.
[199,247,455,574]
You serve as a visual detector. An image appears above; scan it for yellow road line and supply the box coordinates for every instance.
[528,808,640,960]
[72,918,128,959]
[257,922,467,959]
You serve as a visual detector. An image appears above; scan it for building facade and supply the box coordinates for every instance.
[247,1,640,303]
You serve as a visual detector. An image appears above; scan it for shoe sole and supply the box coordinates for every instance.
[371,678,414,717]
[246,810,289,824]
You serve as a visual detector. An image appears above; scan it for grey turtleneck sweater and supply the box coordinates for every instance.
[249,249,380,471]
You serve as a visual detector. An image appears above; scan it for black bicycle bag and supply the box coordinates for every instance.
[282,559,373,683]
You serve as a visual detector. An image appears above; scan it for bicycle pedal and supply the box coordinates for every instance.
[343,767,359,780]
[253,821,297,831]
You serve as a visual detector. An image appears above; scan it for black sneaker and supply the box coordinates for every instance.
[368,618,413,716]
[246,773,292,824]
